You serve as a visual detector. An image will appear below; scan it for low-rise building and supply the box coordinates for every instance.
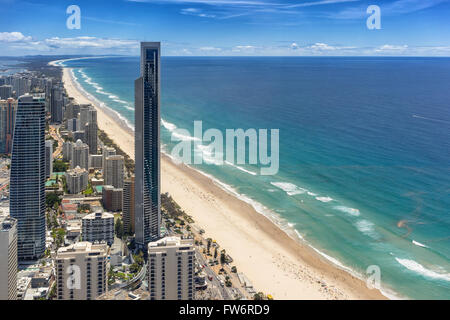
[81,211,114,246]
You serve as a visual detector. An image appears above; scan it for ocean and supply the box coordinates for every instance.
[62,56,450,299]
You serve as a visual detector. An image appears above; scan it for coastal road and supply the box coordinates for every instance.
[195,250,232,300]
[49,125,63,159]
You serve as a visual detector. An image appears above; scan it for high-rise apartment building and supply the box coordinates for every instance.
[45,140,53,179]
[65,166,88,194]
[71,139,89,170]
[0,98,17,154]
[123,177,135,235]
[10,94,46,260]
[50,84,64,123]
[135,42,161,249]
[102,185,123,212]
[55,242,108,300]
[104,155,124,189]
[0,213,18,300]
[147,237,194,300]
[0,85,12,100]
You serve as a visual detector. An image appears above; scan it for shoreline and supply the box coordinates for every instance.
[57,59,388,300]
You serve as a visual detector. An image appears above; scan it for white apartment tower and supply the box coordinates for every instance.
[82,211,114,246]
[147,237,194,300]
[0,214,18,300]
[55,242,108,300]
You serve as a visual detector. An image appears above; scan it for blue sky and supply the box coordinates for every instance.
[1,0,450,56]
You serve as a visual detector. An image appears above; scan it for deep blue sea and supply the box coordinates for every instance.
[63,56,450,299]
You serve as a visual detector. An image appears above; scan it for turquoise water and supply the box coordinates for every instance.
[63,56,450,299]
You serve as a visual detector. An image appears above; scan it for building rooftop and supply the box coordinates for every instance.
[148,236,193,249]
[82,210,114,220]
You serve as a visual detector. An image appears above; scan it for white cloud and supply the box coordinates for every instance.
[375,44,409,52]
[0,32,32,42]
[290,42,299,50]
[199,46,222,51]
[44,37,139,49]
[308,42,337,51]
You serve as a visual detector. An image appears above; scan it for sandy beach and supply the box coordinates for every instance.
[60,62,387,300]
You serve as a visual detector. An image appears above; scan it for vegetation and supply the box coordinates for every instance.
[51,228,66,248]
[53,160,68,172]
[45,193,61,208]
[253,292,266,300]
[129,251,144,274]
[220,249,228,265]
[115,217,124,239]
[231,266,237,273]
[161,192,194,223]
[98,129,134,174]
[82,182,94,195]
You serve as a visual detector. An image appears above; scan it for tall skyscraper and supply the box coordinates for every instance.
[50,84,64,123]
[0,98,17,154]
[0,213,18,300]
[10,94,46,260]
[84,108,98,154]
[45,140,53,179]
[135,42,161,249]
[123,177,135,235]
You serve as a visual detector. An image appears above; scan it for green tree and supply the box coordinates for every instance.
[214,247,218,259]
[220,249,227,265]
[253,292,265,300]
[45,193,61,208]
[115,218,124,239]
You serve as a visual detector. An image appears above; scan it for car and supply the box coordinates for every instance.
[208,275,213,281]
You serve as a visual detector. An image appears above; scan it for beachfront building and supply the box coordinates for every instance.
[0,214,18,300]
[65,166,88,194]
[0,98,17,154]
[104,155,124,188]
[71,139,89,170]
[45,140,53,179]
[123,177,135,235]
[102,146,116,171]
[135,42,161,249]
[147,237,194,300]
[81,211,114,246]
[55,242,108,300]
[102,185,123,212]
[10,94,46,260]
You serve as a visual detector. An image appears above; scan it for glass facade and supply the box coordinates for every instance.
[10,94,46,260]
[135,42,161,249]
